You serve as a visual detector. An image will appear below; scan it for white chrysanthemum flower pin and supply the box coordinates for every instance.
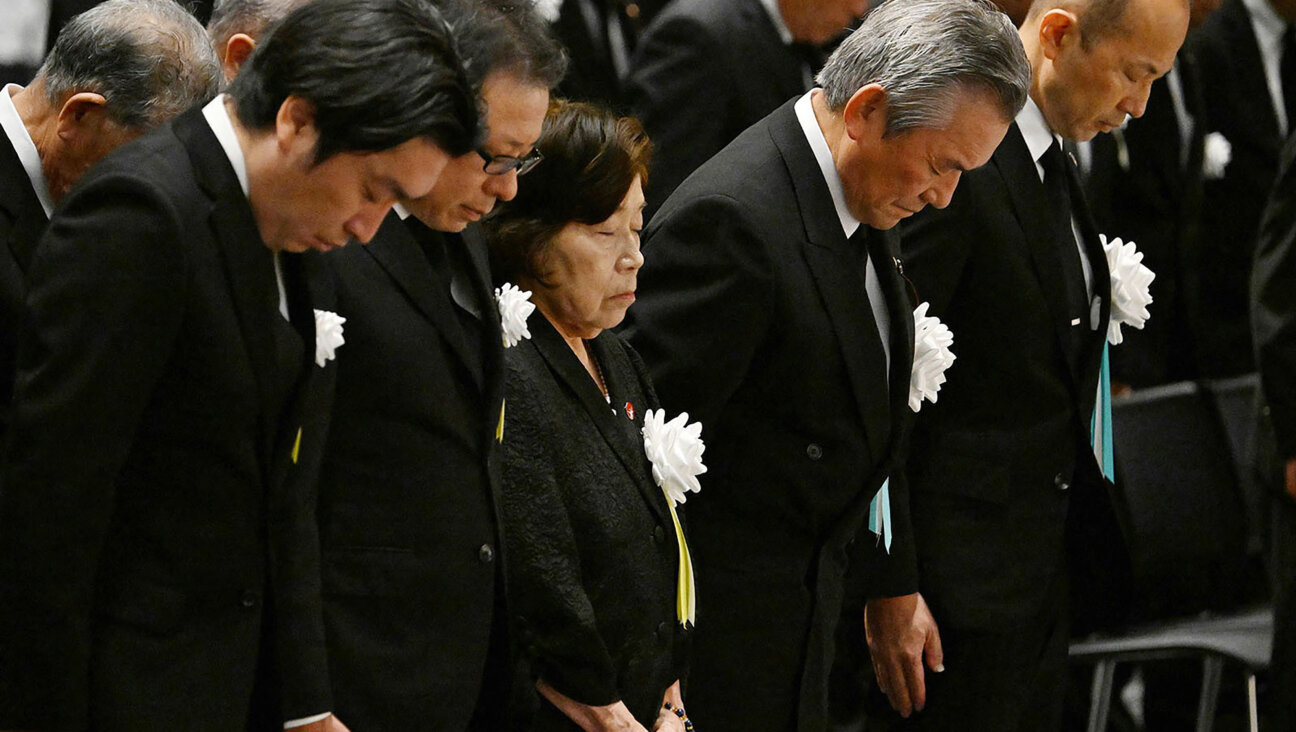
[313,309,346,367]
[495,283,535,348]
[642,409,707,506]
[910,302,957,412]
[1203,131,1232,180]
[1101,234,1156,346]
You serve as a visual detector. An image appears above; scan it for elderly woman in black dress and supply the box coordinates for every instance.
[485,100,698,732]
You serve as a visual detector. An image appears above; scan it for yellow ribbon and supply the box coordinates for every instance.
[291,427,302,465]
[496,399,506,443]
[666,498,696,627]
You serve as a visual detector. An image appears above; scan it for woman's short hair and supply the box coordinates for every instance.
[487,100,651,285]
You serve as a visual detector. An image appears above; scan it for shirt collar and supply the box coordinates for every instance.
[1244,0,1287,42]
[794,90,859,238]
[201,93,250,197]
[757,0,795,45]
[1016,94,1058,167]
[0,84,55,218]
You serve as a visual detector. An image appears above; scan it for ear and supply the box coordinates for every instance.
[842,83,888,141]
[55,92,110,142]
[274,94,320,163]
[222,33,257,81]
[1037,8,1080,61]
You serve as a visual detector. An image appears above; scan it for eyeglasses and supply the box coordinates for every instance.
[477,147,543,176]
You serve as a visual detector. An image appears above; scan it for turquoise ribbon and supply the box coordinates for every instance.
[1090,344,1115,481]
[867,478,892,553]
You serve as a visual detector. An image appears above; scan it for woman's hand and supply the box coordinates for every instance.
[536,679,650,732]
[653,681,689,731]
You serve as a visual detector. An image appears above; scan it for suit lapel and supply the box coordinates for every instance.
[173,109,282,468]
[530,315,670,527]
[769,103,892,464]
[1223,0,1283,149]
[874,229,916,436]
[462,224,506,409]
[365,215,485,392]
[993,124,1086,386]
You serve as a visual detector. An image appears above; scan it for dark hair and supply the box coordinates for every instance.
[486,100,651,285]
[445,0,567,91]
[37,0,221,128]
[227,0,480,162]
[207,0,314,51]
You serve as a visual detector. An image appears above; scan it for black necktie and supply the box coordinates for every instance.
[1282,24,1296,134]
[1040,139,1088,324]
[849,227,891,448]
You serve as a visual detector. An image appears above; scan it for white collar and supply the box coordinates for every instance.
[1243,0,1287,42]
[794,91,859,239]
[1017,95,1058,164]
[0,84,55,218]
[201,93,250,197]
[392,202,412,220]
[757,0,795,45]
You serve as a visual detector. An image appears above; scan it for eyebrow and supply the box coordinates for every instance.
[381,177,411,201]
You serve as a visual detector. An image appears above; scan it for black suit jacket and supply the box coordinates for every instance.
[899,123,1130,635]
[626,0,812,217]
[1185,0,1285,377]
[1085,55,1207,387]
[623,99,917,731]
[0,108,333,730]
[501,318,685,728]
[0,131,47,441]
[1254,133,1296,460]
[315,214,508,729]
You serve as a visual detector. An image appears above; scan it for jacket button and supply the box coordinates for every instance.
[240,590,258,609]
[478,544,495,563]
[806,443,823,460]
[1054,473,1070,491]
[654,525,667,544]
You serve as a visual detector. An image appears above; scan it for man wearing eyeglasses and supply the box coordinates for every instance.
[308,1,566,728]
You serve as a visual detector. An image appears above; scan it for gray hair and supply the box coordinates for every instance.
[816,0,1031,135]
[207,0,315,52]
[35,0,221,128]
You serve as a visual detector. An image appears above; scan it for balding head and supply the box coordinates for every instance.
[207,0,316,81]
[1023,0,1189,140]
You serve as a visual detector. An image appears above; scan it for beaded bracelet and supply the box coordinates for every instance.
[662,701,695,732]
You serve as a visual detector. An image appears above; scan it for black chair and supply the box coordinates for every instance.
[1205,373,1266,558]
[1069,381,1272,732]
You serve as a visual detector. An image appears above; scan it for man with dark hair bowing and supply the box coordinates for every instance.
[0,0,478,729]
[622,1,1030,728]
[312,0,565,727]
[887,0,1188,728]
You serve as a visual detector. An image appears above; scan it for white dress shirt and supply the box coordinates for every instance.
[200,94,325,731]
[793,91,892,379]
[1243,0,1292,135]
[0,83,54,218]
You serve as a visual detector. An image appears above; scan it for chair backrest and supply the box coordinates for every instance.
[1112,380,1251,622]
[1203,373,1266,557]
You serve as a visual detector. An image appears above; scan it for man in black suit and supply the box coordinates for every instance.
[622,2,1030,728]
[0,1,479,728]
[313,1,564,727]
[886,0,1188,729]
[1185,0,1296,378]
[625,0,869,216]
[1,0,219,448]
[1253,132,1296,732]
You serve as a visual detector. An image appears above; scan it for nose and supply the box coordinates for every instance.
[1120,82,1153,119]
[485,170,519,203]
[920,171,961,210]
[344,203,390,243]
[622,238,645,271]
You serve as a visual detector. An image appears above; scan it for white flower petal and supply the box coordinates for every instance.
[642,409,707,506]
[1100,234,1156,346]
[1202,132,1232,180]
[313,309,347,367]
[909,302,957,412]
[495,283,536,348]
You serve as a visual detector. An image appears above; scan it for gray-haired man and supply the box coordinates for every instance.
[621,0,1030,727]
[0,0,220,443]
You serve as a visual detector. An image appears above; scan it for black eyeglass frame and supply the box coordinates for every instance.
[477,147,543,175]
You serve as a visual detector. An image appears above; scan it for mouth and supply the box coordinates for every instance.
[462,205,486,222]
[611,291,636,303]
